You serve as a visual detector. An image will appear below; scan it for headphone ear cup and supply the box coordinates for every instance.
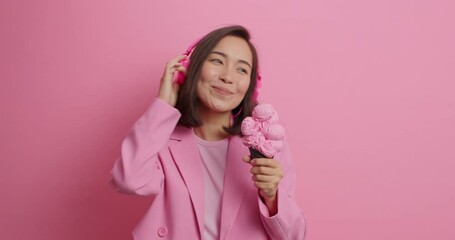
[175,58,190,84]
[175,39,198,85]
[253,72,262,102]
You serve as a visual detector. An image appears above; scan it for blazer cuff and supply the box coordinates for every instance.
[257,189,288,236]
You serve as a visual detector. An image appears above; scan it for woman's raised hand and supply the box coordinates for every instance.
[157,55,188,107]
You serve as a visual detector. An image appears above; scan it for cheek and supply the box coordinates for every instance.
[238,79,251,93]
[196,81,208,98]
[199,64,216,83]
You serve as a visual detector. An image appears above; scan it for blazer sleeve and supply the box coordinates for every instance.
[109,98,181,196]
[258,139,307,239]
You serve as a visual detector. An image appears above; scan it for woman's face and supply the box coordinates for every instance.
[196,35,253,116]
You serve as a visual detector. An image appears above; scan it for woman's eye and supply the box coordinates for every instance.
[210,59,223,64]
[238,68,248,74]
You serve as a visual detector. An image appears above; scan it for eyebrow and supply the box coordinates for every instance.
[210,51,252,69]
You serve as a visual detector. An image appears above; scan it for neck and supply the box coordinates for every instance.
[194,108,231,141]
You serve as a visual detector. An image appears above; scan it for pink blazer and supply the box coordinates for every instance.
[110,99,306,239]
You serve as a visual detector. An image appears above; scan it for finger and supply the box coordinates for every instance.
[242,155,251,163]
[164,62,187,84]
[165,55,188,71]
[250,165,281,176]
[166,62,184,73]
[169,55,188,65]
[251,158,280,168]
[174,65,187,75]
[252,174,278,183]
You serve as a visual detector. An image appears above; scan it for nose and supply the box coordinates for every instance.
[219,66,233,84]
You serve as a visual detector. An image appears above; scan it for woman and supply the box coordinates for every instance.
[110,25,306,240]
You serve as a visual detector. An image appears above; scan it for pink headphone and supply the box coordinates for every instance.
[174,38,262,101]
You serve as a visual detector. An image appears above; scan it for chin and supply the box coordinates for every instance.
[211,106,231,113]
[218,100,242,110]
[208,103,233,114]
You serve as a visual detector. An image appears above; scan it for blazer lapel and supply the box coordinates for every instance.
[168,126,205,238]
[219,136,252,239]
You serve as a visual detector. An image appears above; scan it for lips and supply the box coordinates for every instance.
[212,86,234,95]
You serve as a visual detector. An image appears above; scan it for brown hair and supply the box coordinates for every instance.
[175,25,259,135]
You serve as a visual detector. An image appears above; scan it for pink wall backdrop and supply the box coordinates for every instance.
[1,0,454,239]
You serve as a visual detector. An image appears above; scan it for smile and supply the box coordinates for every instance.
[212,86,234,95]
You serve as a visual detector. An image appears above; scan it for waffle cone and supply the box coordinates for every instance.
[249,147,267,159]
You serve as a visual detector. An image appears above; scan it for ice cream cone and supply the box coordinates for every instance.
[249,147,267,159]
[242,103,285,160]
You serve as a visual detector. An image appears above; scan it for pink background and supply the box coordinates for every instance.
[1,0,454,239]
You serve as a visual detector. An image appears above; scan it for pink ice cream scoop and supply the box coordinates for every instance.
[241,104,285,158]
[252,103,279,123]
